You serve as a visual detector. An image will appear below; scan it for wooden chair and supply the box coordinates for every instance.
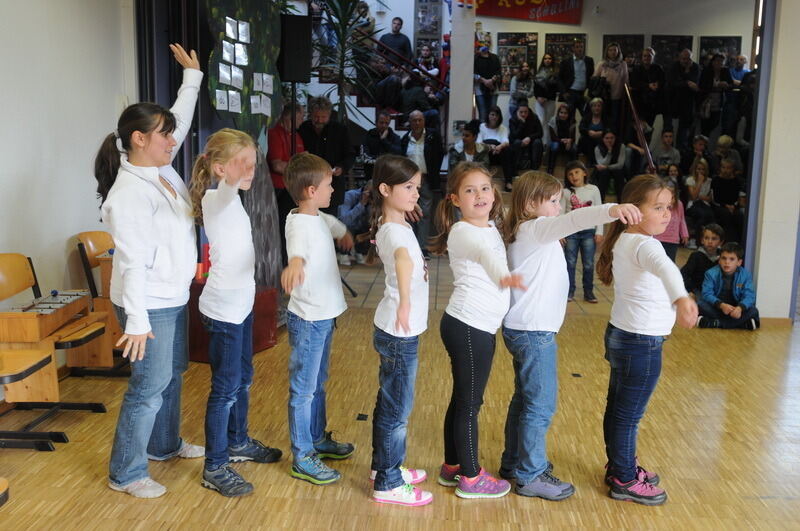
[0,254,106,451]
[74,231,129,377]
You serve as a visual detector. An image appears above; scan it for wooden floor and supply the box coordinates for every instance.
[2,261,800,529]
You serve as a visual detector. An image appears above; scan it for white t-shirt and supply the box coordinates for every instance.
[478,123,510,145]
[560,184,606,235]
[445,221,510,334]
[373,222,429,337]
[505,205,615,332]
[285,210,347,321]
[199,180,255,325]
[610,232,688,336]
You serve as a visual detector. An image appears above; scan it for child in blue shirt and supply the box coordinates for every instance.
[697,242,759,330]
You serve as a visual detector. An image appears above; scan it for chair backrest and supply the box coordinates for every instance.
[76,231,114,268]
[0,254,38,302]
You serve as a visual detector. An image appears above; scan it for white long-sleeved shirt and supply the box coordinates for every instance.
[445,221,510,334]
[560,184,606,235]
[504,205,616,332]
[610,232,689,336]
[374,222,429,337]
[285,210,347,321]
[102,68,203,335]
[478,123,510,145]
[199,180,255,325]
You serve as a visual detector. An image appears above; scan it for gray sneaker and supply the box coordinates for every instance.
[202,465,254,497]
[515,470,575,501]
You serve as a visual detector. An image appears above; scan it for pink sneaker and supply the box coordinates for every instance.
[605,457,660,486]
[369,466,427,485]
[372,483,433,506]
[608,470,667,506]
[437,463,460,487]
[455,468,511,499]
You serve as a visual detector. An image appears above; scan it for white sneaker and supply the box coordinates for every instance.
[337,253,352,266]
[372,483,433,507]
[109,477,167,498]
[355,253,367,265]
[177,441,205,459]
[370,466,427,485]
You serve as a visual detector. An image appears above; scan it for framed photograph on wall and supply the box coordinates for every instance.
[650,35,693,68]
[603,34,645,62]
[496,32,538,92]
[545,33,586,71]
[700,36,742,68]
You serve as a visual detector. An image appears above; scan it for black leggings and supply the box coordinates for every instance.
[440,312,497,478]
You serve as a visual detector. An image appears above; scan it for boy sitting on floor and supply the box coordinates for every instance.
[697,242,760,330]
[681,223,723,298]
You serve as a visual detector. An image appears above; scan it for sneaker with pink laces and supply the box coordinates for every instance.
[438,463,460,487]
[608,470,667,506]
[372,483,433,507]
[604,457,660,486]
[455,468,511,499]
[370,466,427,485]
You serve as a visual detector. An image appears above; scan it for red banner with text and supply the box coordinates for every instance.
[476,0,583,25]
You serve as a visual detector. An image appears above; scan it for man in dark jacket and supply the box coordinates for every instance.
[361,110,401,179]
[298,96,354,214]
[667,49,700,151]
[401,110,444,254]
[378,17,413,61]
[630,47,665,127]
[474,46,502,122]
[558,39,594,115]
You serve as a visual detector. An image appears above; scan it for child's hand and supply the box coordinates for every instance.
[730,306,743,319]
[675,296,698,328]
[169,44,200,70]
[116,331,156,362]
[500,274,527,290]
[720,302,734,315]
[594,234,604,244]
[395,302,411,334]
[281,258,305,294]
[609,203,642,225]
[338,232,354,251]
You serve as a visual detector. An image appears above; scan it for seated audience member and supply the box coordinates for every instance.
[399,77,439,128]
[578,97,605,163]
[449,119,490,171]
[337,181,373,264]
[680,134,711,176]
[653,181,688,262]
[547,102,577,174]
[698,242,760,330]
[593,129,626,201]
[684,158,715,244]
[361,110,401,179]
[374,64,403,110]
[711,158,745,243]
[681,223,724,297]
[710,134,743,177]
[508,61,535,120]
[415,45,440,78]
[650,129,681,175]
[508,103,544,172]
[478,105,515,191]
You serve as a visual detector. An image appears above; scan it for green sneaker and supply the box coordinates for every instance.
[291,454,341,485]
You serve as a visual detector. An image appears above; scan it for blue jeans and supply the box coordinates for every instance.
[603,323,663,483]
[476,92,498,123]
[697,299,760,329]
[501,328,558,484]
[370,328,419,491]
[109,304,189,487]
[287,311,335,460]
[202,312,254,471]
[564,228,596,298]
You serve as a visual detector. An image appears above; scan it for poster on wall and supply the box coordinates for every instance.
[602,34,645,62]
[415,0,442,57]
[497,32,538,92]
[477,0,582,25]
[700,36,742,68]
[545,33,586,70]
[475,22,491,52]
[650,35,693,68]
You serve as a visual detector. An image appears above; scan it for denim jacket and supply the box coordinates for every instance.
[701,265,756,310]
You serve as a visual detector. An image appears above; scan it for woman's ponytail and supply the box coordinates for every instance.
[94,132,122,203]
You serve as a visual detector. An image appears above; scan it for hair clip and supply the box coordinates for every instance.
[369,239,376,245]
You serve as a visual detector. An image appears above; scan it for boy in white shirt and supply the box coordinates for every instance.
[281,152,355,485]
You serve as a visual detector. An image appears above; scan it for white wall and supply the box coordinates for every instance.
[0,1,137,383]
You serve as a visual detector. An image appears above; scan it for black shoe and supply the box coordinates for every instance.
[229,438,282,463]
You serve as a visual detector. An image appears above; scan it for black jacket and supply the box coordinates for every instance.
[401,129,444,190]
[362,127,401,159]
[681,249,718,293]
[667,60,701,116]
[509,115,543,146]
[297,120,354,173]
[558,55,595,93]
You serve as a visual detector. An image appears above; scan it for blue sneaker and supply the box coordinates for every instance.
[228,438,282,463]
[291,454,341,485]
[314,431,354,460]
[202,465,254,497]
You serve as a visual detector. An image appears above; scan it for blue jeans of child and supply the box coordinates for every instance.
[287,311,335,460]
[109,304,189,487]
[603,323,663,483]
[697,300,760,329]
[370,327,419,491]
[202,312,254,471]
[500,328,558,485]
[564,228,596,298]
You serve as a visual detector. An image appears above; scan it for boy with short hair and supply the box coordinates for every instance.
[282,152,356,485]
[681,223,724,297]
[697,242,760,330]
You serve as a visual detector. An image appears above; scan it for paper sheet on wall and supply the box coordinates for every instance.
[215,90,229,111]
[219,63,231,85]
[230,65,244,89]
[262,73,273,95]
[253,72,262,92]
[261,94,271,116]
[222,40,234,63]
[250,95,261,114]
[228,90,242,113]
[234,43,249,66]
[238,21,251,43]
[225,17,238,40]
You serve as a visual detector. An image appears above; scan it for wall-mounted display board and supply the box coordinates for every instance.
[650,35,693,68]
[497,32,538,92]
[477,0,582,24]
[545,33,586,71]
[700,36,742,68]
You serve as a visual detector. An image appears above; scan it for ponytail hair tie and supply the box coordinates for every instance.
[369,239,376,245]
[113,129,120,139]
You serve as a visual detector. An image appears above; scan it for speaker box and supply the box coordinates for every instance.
[277,15,312,83]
